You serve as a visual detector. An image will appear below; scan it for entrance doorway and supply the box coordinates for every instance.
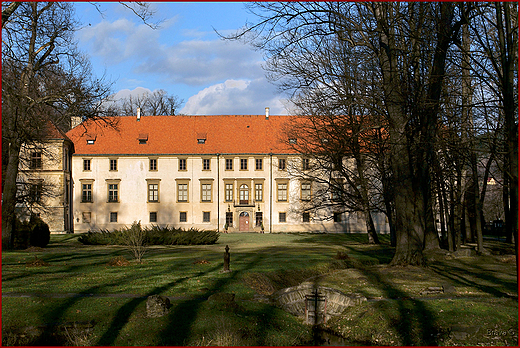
[239,211,250,231]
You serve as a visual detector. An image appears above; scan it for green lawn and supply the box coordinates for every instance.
[2,232,518,346]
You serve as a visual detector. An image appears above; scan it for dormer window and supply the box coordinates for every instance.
[86,134,96,145]
[289,138,297,144]
[139,133,148,144]
[197,132,207,144]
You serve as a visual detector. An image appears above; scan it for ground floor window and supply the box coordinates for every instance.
[150,212,157,223]
[110,212,118,222]
[203,211,210,222]
[303,212,310,223]
[279,212,286,223]
[226,212,233,227]
[256,212,263,227]
[333,212,342,222]
[179,211,187,222]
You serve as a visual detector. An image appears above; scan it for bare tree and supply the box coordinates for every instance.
[225,2,473,265]
[114,89,183,116]
[1,2,113,248]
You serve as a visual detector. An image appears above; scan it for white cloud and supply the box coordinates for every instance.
[180,79,289,115]
[79,18,263,87]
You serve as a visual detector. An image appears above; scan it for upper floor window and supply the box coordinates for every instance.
[240,158,248,170]
[149,158,157,171]
[82,183,93,203]
[108,183,119,202]
[201,183,212,202]
[109,159,117,171]
[239,184,249,205]
[30,151,42,169]
[255,183,263,202]
[225,183,234,202]
[178,183,188,202]
[179,158,187,171]
[277,183,288,202]
[203,158,210,170]
[83,159,91,171]
[256,158,263,170]
[29,183,42,203]
[301,182,311,201]
[148,183,159,202]
[225,158,233,170]
[302,158,311,170]
[278,158,286,171]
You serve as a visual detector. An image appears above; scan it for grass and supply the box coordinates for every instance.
[2,232,518,346]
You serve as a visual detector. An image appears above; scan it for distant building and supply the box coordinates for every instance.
[16,120,74,233]
[66,114,389,233]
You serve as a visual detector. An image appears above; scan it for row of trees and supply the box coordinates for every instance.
[228,2,517,265]
[1,2,179,248]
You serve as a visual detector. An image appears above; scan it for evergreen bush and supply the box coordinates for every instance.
[28,216,50,248]
[78,225,219,246]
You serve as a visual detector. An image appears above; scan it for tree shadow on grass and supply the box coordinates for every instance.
[352,265,440,346]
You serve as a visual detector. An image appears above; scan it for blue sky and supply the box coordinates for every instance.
[74,2,290,115]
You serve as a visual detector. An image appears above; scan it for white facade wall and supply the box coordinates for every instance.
[72,153,389,233]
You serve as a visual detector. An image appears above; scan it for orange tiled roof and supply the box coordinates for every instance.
[66,115,299,155]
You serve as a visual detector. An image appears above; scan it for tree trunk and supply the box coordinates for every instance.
[2,139,22,249]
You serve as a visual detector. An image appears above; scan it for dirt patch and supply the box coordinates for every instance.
[26,257,50,267]
[107,256,130,266]
[25,246,46,252]
[193,259,211,264]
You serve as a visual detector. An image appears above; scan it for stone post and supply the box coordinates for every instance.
[223,245,230,272]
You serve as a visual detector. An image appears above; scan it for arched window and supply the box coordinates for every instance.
[239,184,249,205]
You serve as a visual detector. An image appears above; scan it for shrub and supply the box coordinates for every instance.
[78,225,219,246]
[28,216,50,248]
[124,221,146,263]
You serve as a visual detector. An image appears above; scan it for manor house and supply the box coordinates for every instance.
[65,112,389,233]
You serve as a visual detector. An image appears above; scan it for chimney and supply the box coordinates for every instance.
[70,116,83,129]
[265,107,270,119]
[137,107,141,121]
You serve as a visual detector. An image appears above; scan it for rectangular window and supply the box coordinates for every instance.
[29,183,42,203]
[109,159,117,171]
[82,212,91,223]
[333,212,342,222]
[148,183,159,202]
[83,159,91,171]
[82,183,92,203]
[279,212,287,223]
[179,158,187,171]
[278,158,286,170]
[150,212,157,223]
[203,158,210,170]
[256,212,263,227]
[255,183,263,202]
[277,183,288,202]
[302,158,310,170]
[108,184,118,202]
[30,151,42,169]
[203,211,210,222]
[256,158,263,170]
[201,183,212,202]
[226,212,233,227]
[303,212,310,223]
[110,212,118,222]
[179,211,187,222]
[301,182,311,201]
[178,183,188,202]
[225,158,233,170]
[149,159,157,171]
[240,158,248,170]
[331,180,343,201]
[225,183,234,202]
